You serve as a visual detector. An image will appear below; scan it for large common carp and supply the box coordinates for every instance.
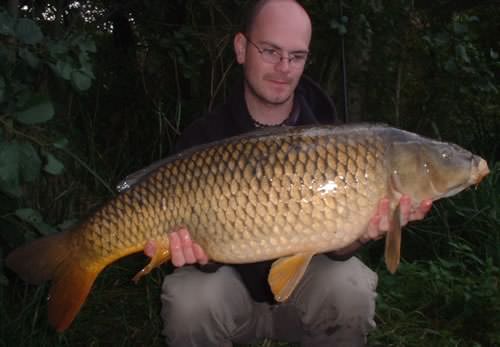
[6,124,489,332]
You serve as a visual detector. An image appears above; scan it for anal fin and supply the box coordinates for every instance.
[268,252,314,302]
[132,237,171,283]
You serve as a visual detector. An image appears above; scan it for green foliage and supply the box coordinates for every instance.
[15,208,57,235]
[47,34,96,91]
[0,7,97,284]
[372,257,500,346]
[0,9,96,192]
[0,139,40,197]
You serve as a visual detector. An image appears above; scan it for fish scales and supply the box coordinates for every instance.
[75,126,388,263]
[6,123,489,332]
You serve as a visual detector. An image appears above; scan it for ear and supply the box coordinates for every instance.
[233,32,246,64]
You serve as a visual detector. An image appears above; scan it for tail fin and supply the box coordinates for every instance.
[6,232,72,284]
[6,231,104,332]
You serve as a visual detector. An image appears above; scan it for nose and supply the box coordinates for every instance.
[275,57,291,72]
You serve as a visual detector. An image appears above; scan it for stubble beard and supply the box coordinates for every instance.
[244,76,293,106]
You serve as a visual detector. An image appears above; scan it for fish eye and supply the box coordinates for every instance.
[440,149,452,160]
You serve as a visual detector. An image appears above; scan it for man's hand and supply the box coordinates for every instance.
[360,195,433,244]
[169,228,209,267]
[331,195,432,258]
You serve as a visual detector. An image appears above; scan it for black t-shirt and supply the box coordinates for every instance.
[174,75,343,303]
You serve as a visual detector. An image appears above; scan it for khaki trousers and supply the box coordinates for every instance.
[160,255,378,347]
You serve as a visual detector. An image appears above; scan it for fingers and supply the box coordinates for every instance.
[388,195,432,227]
[193,243,209,265]
[363,198,390,242]
[410,199,433,221]
[169,227,210,267]
[178,228,196,264]
[169,231,184,267]
[401,196,433,222]
[360,196,433,246]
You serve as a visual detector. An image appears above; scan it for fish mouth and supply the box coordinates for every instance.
[471,158,490,186]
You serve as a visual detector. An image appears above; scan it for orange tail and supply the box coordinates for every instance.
[6,231,104,332]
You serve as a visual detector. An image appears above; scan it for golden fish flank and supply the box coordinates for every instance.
[6,124,489,332]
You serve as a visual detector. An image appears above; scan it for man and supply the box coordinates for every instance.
[153,1,432,346]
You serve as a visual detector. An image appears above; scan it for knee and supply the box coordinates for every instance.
[160,271,225,326]
[325,259,377,318]
[329,276,377,322]
[160,266,253,342]
[298,257,378,327]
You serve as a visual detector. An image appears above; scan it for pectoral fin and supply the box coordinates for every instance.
[268,252,314,302]
[384,205,402,274]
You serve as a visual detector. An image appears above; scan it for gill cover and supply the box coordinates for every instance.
[388,137,474,201]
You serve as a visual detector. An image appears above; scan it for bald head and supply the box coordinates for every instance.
[244,0,312,43]
[233,0,312,115]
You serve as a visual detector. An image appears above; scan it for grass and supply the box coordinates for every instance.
[1,164,498,347]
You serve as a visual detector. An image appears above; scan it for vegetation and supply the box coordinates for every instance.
[1,1,499,346]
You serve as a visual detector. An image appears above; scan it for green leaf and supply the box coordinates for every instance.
[43,151,64,175]
[0,44,16,67]
[18,47,40,68]
[58,218,78,231]
[50,60,73,80]
[47,40,68,56]
[80,62,96,79]
[0,142,22,197]
[52,137,69,149]
[71,70,92,91]
[453,22,468,35]
[0,141,41,195]
[78,51,96,78]
[15,208,57,235]
[53,137,69,149]
[18,142,41,182]
[0,11,15,36]
[0,76,5,104]
[78,38,97,53]
[15,18,43,45]
[456,44,470,63]
[14,95,54,125]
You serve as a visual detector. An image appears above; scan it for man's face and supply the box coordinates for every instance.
[236,1,312,106]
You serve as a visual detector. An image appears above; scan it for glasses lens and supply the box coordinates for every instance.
[261,49,281,64]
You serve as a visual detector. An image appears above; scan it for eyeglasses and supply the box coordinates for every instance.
[244,35,309,68]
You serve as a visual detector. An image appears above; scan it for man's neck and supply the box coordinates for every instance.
[244,89,294,126]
